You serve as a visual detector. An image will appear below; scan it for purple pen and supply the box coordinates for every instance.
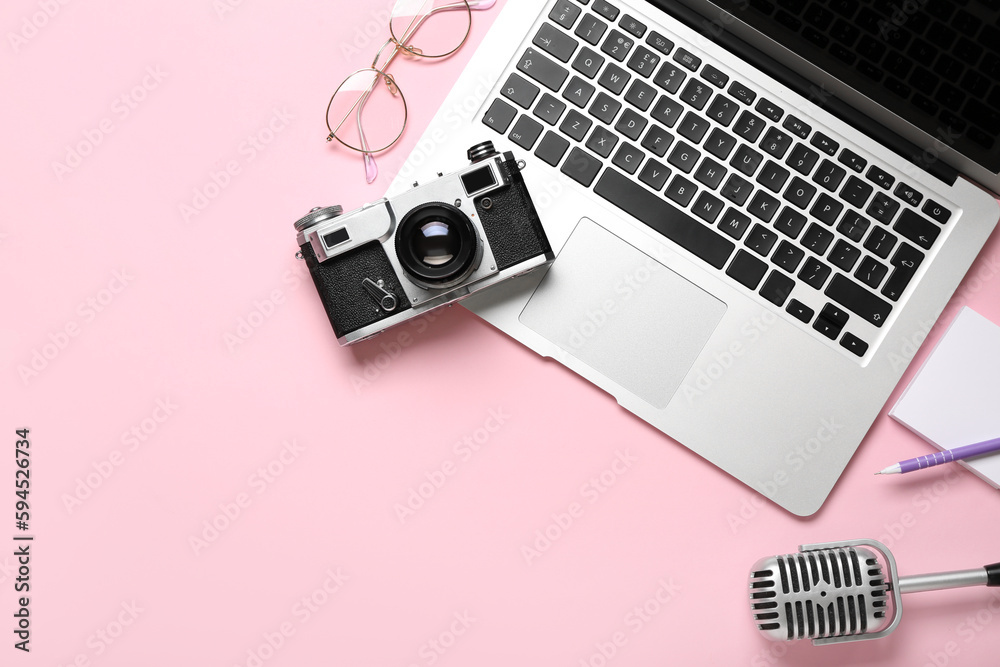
[877,436,1000,475]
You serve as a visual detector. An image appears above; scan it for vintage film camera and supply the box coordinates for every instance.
[294,142,554,345]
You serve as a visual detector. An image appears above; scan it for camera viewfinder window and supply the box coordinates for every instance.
[322,227,350,248]
[461,166,496,195]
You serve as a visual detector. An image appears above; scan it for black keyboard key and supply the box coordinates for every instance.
[838,147,867,172]
[615,108,648,140]
[678,112,710,143]
[705,128,737,159]
[560,145,601,185]
[665,174,697,207]
[559,109,593,141]
[518,48,569,91]
[719,208,751,240]
[534,93,567,125]
[855,256,888,289]
[881,243,923,301]
[787,299,814,323]
[840,332,868,357]
[801,223,834,255]
[692,191,725,223]
[508,115,544,149]
[798,257,832,289]
[592,0,620,21]
[594,169,735,268]
[825,274,892,327]
[829,239,862,272]
[534,23,579,63]
[812,159,847,191]
[627,46,660,78]
[575,14,609,47]
[702,64,729,88]
[641,124,673,156]
[727,249,768,289]
[588,92,622,124]
[760,127,793,159]
[755,98,784,121]
[501,73,540,109]
[774,207,807,239]
[706,95,740,126]
[810,132,839,156]
[572,47,605,78]
[733,110,766,143]
[619,14,646,38]
[867,192,900,225]
[598,63,631,94]
[922,199,951,224]
[563,76,597,108]
[728,81,757,105]
[757,160,790,192]
[746,223,779,256]
[668,141,700,173]
[893,182,923,207]
[785,143,819,176]
[837,211,870,242]
[841,175,873,209]
[673,47,701,71]
[811,193,843,226]
[731,144,763,176]
[535,131,571,167]
[783,176,817,209]
[645,31,674,56]
[819,302,849,329]
[586,124,619,157]
[653,63,686,94]
[748,191,780,223]
[638,158,671,191]
[679,79,713,110]
[601,29,634,61]
[894,208,940,249]
[773,240,805,273]
[650,95,682,127]
[624,81,657,112]
[866,164,895,189]
[813,316,842,340]
[549,1,582,29]
[864,227,897,259]
[612,142,644,174]
[760,270,796,306]
[782,115,811,139]
[482,98,518,133]
[720,174,753,206]
[695,158,727,190]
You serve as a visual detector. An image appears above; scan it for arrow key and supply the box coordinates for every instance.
[840,332,869,357]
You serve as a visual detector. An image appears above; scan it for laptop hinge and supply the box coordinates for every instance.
[650,0,959,187]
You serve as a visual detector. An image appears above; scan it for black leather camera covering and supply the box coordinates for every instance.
[475,155,551,271]
[300,240,411,339]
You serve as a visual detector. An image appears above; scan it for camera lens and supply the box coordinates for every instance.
[395,203,479,287]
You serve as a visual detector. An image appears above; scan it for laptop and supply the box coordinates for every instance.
[387,0,1000,515]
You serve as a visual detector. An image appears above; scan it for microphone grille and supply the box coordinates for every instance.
[749,546,890,641]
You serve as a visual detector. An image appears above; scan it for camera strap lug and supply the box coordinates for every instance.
[362,278,398,312]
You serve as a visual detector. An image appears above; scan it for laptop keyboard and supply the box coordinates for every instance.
[481,0,957,359]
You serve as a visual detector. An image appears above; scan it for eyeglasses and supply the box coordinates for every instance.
[326,0,495,183]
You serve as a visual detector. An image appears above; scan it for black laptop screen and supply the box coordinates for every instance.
[692,0,1000,173]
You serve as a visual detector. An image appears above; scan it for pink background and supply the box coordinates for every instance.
[4,0,1000,665]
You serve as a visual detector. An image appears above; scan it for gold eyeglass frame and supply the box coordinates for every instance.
[325,0,474,156]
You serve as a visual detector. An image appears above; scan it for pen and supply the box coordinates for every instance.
[877,436,1000,475]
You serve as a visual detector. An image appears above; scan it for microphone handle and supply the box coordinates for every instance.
[898,563,1000,595]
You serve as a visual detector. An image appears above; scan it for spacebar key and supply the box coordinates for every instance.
[594,168,735,269]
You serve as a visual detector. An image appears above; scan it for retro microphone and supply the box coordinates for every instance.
[748,539,1000,645]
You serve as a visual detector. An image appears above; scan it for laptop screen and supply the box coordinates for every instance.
[686,0,1000,174]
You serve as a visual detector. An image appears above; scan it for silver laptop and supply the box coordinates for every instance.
[388,0,1000,515]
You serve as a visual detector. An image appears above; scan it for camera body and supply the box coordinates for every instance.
[294,142,554,345]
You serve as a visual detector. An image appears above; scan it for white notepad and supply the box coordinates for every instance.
[889,307,1000,489]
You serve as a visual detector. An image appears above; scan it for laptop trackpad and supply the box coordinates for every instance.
[519,218,726,409]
